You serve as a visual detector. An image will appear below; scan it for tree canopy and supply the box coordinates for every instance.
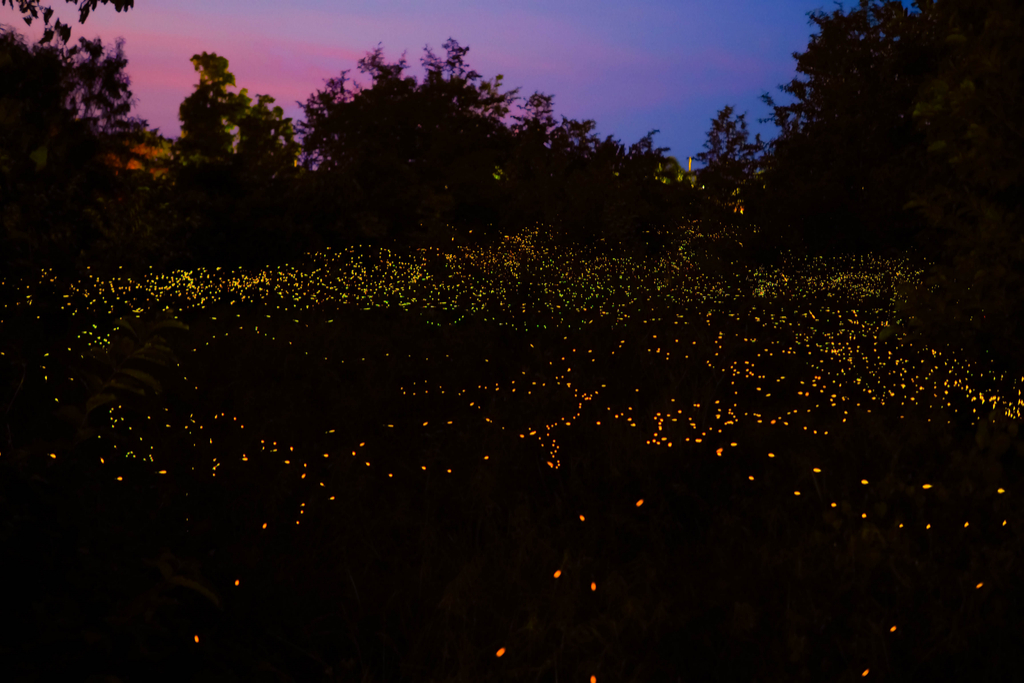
[0,27,155,279]
[755,0,943,255]
[894,0,1024,377]
[1,0,133,45]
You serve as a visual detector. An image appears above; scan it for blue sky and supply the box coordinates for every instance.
[1,0,918,167]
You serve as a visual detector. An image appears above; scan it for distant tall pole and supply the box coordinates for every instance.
[688,157,692,172]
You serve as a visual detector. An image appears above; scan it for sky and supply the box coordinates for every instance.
[1,0,917,168]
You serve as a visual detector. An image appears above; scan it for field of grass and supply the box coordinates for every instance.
[2,227,1022,682]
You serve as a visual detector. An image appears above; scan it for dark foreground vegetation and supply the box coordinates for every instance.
[2,0,1023,680]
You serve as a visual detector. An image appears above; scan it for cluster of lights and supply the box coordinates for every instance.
[2,224,1019,678]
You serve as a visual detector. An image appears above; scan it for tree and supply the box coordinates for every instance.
[757,0,944,254]
[1,0,134,45]
[294,37,698,249]
[694,105,767,222]
[296,38,521,243]
[894,0,1024,382]
[169,51,305,268]
[174,52,252,167]
[174,51,299,177]
[0,26,152,279]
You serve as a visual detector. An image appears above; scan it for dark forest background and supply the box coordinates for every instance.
[2,0,1023,680]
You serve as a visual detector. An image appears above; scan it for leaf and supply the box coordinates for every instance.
[167,575,222,609]
[54,404,85,426]
[150,319,190,333]
[154,558,174,580]
[116,369,162,394]
[86,393,117,415]
[114,336,136,359]
[86,347,115,369]
[77,370,106,394]
[130,348,175,367]
[107,378,146,396]
[140,341,174,355]
[74,426,97,443]
[114,318,140,340]
[29,145,47,171]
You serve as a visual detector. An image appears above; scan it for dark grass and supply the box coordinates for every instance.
[2,252,1023,682]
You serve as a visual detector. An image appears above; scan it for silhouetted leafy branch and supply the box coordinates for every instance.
[54,307,188,449]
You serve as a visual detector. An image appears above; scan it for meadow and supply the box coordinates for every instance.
[2,225,1022,682]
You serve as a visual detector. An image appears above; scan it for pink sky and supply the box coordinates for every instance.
[1,0,915,165]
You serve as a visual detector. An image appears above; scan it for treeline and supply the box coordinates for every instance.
[1,0,1022,369]
[0,29,706,281]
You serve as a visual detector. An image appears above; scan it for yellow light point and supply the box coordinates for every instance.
[768,453,775,458]
[553,570,561,578]
[590,582,597,591]
[234,579,240,586]
[158,470,167,474]
[591,677,597,683]
[716,448,723,456]
[50,453,56,459]
[922,484,932,489]
[813,468,821,473]
[861,479,869,485]
[496,648,505,657]
[579,514,585,521]
[262,523,267,529]
[998,488,1005,494]
[117,476,123,481]
[794,491,800,496]
[890,625,897,632]
[964,521,969,527]
[861,669,869,677]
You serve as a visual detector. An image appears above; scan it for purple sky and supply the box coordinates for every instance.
[2,0,917,167]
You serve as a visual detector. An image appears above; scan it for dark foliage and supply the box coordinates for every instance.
[894,0,1024,382]
[2,285,1022,682]
[0,27,149,280]
[755,0,944,255]
[1,0,134,45]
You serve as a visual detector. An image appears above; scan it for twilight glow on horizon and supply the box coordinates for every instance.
[0,0,912,166]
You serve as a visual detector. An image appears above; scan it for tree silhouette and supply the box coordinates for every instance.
[169,51,306,269]
[0,27,151,279]
[293,37,697,249]
[1,0,134,45]
[175,52,252,167]
[756,0,942,254]
[295,39,521,242]
[694,105,767,220]
[895,0,1024,379]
